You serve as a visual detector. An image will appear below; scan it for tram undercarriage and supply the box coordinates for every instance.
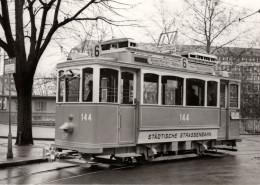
[49,138,239,166]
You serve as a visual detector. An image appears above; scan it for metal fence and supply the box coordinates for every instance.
[240,118,260,135]
[0,111,55,126]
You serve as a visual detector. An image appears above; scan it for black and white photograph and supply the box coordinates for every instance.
[0,0,260,184]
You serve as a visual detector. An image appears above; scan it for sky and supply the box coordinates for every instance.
[36,0,260,76]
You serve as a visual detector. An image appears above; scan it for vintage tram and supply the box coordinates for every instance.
[52,38,241,164]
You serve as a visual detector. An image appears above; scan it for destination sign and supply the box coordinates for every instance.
[137,129,218,144]
[147,57,214,74]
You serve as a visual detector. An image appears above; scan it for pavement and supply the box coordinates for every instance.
[0,123,55,168]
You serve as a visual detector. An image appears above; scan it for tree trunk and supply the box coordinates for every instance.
[15,76,34,145]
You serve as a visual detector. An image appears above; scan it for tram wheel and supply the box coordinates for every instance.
[123,157,133,164]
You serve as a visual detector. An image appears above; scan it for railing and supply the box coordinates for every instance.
[240,118,260,135]
[0,111,55,126]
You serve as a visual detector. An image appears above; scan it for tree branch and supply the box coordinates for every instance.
[1,0,16,57]
[27,0,37,62]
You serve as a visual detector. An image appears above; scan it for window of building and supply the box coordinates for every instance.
[35,101,47,112]
[82,68,93,102]
[58,71,64,102]
[0,97,7,110]
[161,76,183,105]
[121,72,134,104]
[186,79,205,106]
[143,73,158,104]
[207,81,218,106]
[230,84,239,107]
[100,68,118,103]
[65,70,80,102]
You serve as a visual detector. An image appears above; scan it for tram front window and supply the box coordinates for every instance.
[58,71,64,102]
[143,73,158,104]
[65,70,80,102]
[161,76,183,105]
[230,84,239,107]
[121,72,134,104]
[207,81,217,106]
[100,68,118,103]
[82,68,93,102]
[186,79,205,106]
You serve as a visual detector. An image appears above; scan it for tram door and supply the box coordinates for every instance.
[219,81,228,139]
[118,69,137,144]
[219,80,240,140]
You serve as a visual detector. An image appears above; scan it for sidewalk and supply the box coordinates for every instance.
[0,124,55,168]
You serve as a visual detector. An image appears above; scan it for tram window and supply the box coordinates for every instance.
[130,42,137,47]
[65,72,80,102]
[207,81,217,106]
[100,68,118,103]
[161,76,183,105]
[220,83,226,108]
[101,44,110,51]
[58,71,64,102]
[121,72,134,104]
[230,84,239,107]
[82,68,93,102]
[111,43,118,49]
[119,41,128,48]
[186,79,205,106]
[143,73,158,104]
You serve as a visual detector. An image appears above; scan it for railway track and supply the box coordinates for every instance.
[0,162,136,185]
[36,164,136,185]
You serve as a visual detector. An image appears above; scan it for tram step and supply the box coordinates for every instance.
[58,158,95,167]
[114,153,142,158]
[150,153,198,162]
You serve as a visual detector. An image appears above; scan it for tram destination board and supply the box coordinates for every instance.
[4,58,16,74]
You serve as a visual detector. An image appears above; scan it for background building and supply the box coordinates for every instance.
[0,48,56,126]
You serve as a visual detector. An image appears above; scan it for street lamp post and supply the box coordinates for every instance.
[4,58,16,159]
[7,73,13,158]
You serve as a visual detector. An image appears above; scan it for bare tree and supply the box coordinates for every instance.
[33,71,56,96]
[69,20,110,57]
[0,0,134,145]
[180,0,258,54]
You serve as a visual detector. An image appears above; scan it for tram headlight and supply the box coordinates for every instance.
[59,114,74,133]
[59,122,74,133]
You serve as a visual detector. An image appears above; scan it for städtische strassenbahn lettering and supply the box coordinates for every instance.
[148,132,212,140]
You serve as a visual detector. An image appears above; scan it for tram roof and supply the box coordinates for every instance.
[100,38,136,44]
[56,56,240,82]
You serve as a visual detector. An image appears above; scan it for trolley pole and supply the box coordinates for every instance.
[4,58,16,159]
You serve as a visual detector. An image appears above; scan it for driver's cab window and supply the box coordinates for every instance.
[58,70,64,102]
[230,84,239,108]
[99,68,118,103]
[65,69,80,102]
[82,68,93,102]
[121,72,134,104]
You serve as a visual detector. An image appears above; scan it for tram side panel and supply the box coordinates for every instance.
[141,106,219,128]
[55,104,96,145]
[55,104,119,150]
[229,108,240,140]
[95,105,118,144]
[218,109,227,140]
